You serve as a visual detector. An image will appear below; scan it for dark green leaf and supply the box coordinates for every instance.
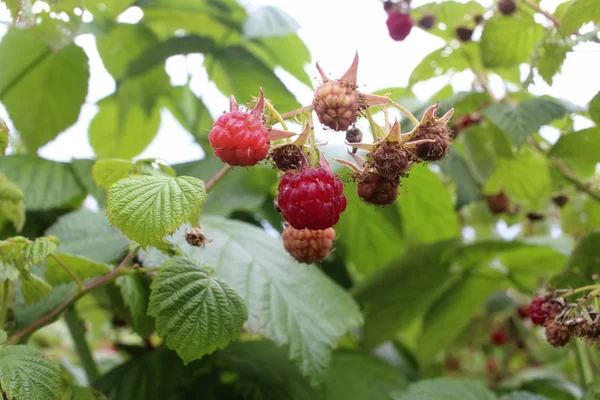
[115,274,155,338]
[70,159,108,208]
[251,34,312,88]
[501,392,551,400]
[163,86,214,146]
[553,232,600,288]
[392,378,497,400]
[438,148,483,208]
[537,42,569,86]
[461,125,498,183]
[45,253,111,286]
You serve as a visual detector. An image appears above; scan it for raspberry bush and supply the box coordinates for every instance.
[0,0,599,399]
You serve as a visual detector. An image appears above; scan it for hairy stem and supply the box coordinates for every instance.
[0,281,9,330]
[64,307,100,383]
[560,284,600,298]
[280,105,314,120]
[135,266,161,274]
[205,165,233,194]
[388,102,419,126]
[51,254,84,292]
[264,100,288,130]
[8,252,132,345]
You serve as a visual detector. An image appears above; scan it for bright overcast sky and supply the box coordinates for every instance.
[0,0,599,165]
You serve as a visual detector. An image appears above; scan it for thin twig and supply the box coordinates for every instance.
[279,105,314,120]
[205,165,233,194]
[521,0,561,27]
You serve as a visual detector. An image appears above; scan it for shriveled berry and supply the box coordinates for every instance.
[313,80,360,131]
[209,111,269,166]
[412,129,451,162]
[418,15,435,30]
[386,11,413,41]
[185,226,212,248]
[282,225,335,264]
[526,212,545,222]
[498,0,517,15]
[270,144,305,172]
[474,14,484,24]
[490,329,507,345]
[545,321,572,347]
[485,192,510,214]
[552,194,569,208]
[277,163,347,230]
[529,296,562,326]
[456,26,473,42]
[357,172,399,206]
[517,304,530,319]
[369,142,410,178]
[346,127,363,144]
[383,0,395,13]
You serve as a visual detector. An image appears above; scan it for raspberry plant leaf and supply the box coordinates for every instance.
[391,378,497,400]
[0,345,62,400]
[537,42,569,86]
[24,236,60,265]
[410,1,485,42]
[0,155,85,211]
[139,217,363,385]
[0,117,8,155]
[45,253,111,286]
[147,256,248,364]
[550,127,600,178]
[70,159,109,209]
[21,274,54,305]
[501,392,551,400]
[243,5,300,39]
[116,274,155,338]
[46,210,129,264]
[0,330,6,347]
[438,148,482,208]
[553,232,600,288]
[0,173,24,201]
[92,159,136,190]
[107,175,206,248]
[590,90,600,125]
[560,0,600,34]
[0,28,89,152]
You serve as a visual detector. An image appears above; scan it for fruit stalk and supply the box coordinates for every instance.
[264,99,288,130]
[388,101,419,126]
[205,164,233,193]
[520,0,560,27]
[64,306,100,383]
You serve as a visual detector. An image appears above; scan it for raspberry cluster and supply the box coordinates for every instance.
[207,53,454,265]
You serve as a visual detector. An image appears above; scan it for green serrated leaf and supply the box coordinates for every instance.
[480,14,545,68]
[0,173,24,201]
[0,28,89,152]
[553,231,600,288]
[70,159,108,209]
[399,165,461,244]
[550,128,600,178]
[0,330,6,347]
[139,217,363,385]
[561,0,600,34]
[0,345,61,400]
[115,274,155,338]
[148,257,247,364]
[392,378,497,400]
[438,148,482,208]
[485,98,567,146]
[411,1,485,42]
[107,175,206,247]
[409,43,479,85]
[0,261,19,282]
[0,155,85,211]
[1,199,26,232]
[92,159,136,190]
[589,90,600,125]
[537,42,569,86]
[0,118,8,155]
[21,274,54,305]
[24,236,59,265]
[46,210,129,264]
[45,253,111,286]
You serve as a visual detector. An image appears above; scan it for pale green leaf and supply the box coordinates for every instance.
[46,210,129,264]
[139,217,363,385]
[392,378,497,400]
[45,253,111,286]
[0,345,61,400]
[116,274,155,338]
[21,274,53,305]
[24,236,59,265]
[0,330,6,347]
[0,155,85,211]
[409,43,480,85]
[252,34,312,88]
[0,236,29,272]
[550,128,600,178]
[325,351,407,400]
[84,0,136,18]
[0,118,8,155]
[243,5,299,38]
[485,98,567,146]
[1,199,25,232]
[589,90,600,125]
[411,1,485,42]
[484,149,551,210]
[14,283,77,329]
[501,392,551,400]
[561,194,600,238]
[554,231,600,288]
[0,28,89,151]
[69,159,108,208]
[92,159,136,190]
[163,85,214,145]
[399,165,461,244]
[148,256,247,363]
[107,175,206,247]
[417,276,498,363]
[480,14,545,68]
[0,261,19,282]
[0,173,23,201]
[561,0,600,34]
[537,42,569,86]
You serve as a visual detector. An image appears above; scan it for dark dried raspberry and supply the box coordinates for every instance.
[270,144,306,172]
[282,225,335,264]
[186,226,212,248]
[526,212,545,222]
[545,321,572,347]
[383,1,395,13]
[386,11,413,41]
[412,129,451,162]
[277,159,347,230]
[474,14,484,24]
[346,127,363,144]
[357,172,399,206]
[552,194,569,208]
[456,26,474,42]
[498,0,517,15]
[490,329,507,345]
[485,192,510,215]
[369,142,410,178]
[418,15,436,30]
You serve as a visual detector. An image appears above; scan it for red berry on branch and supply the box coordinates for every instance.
[456,26,474,42]
[529,296,562,326]
[418,15,436,30]
[356,172,399,206]
[209,90,269,167]
[282,225,336,264]
[386,11,413,41]
[498,0,517,15]
[444,357,460,370]
[485,192,510,214]
[490,329,507,345]
[517,304,530,319]
[277,155,347,230]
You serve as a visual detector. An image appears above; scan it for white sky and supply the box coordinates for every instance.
[0,0,599,165]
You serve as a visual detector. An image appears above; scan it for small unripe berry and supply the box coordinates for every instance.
[418,15,436,30]
[552,194,569,208]
[282,225,335,264]
[517,305,530,319]
[498,0,517,15]
[474,14,484,24]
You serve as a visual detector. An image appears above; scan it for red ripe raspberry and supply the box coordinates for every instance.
[386,11,413,41]
[529,296,562,326]
[490,329,507,345]
[277,156,347,230]
[209,90,269,167]
[282,225,335,264]
[517,304,530,319]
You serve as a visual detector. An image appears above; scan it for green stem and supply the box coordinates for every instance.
[559,284,600,298]
[572,339,594,388]
[51,254,84,292]
[388,101,419,126]
[364,108,385,141]
[264,100,288,130]
[0,281,9,330]
[279,105,314,121]
[205,165,232,193]
[135,267,160,274]
[64,307,100,383]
